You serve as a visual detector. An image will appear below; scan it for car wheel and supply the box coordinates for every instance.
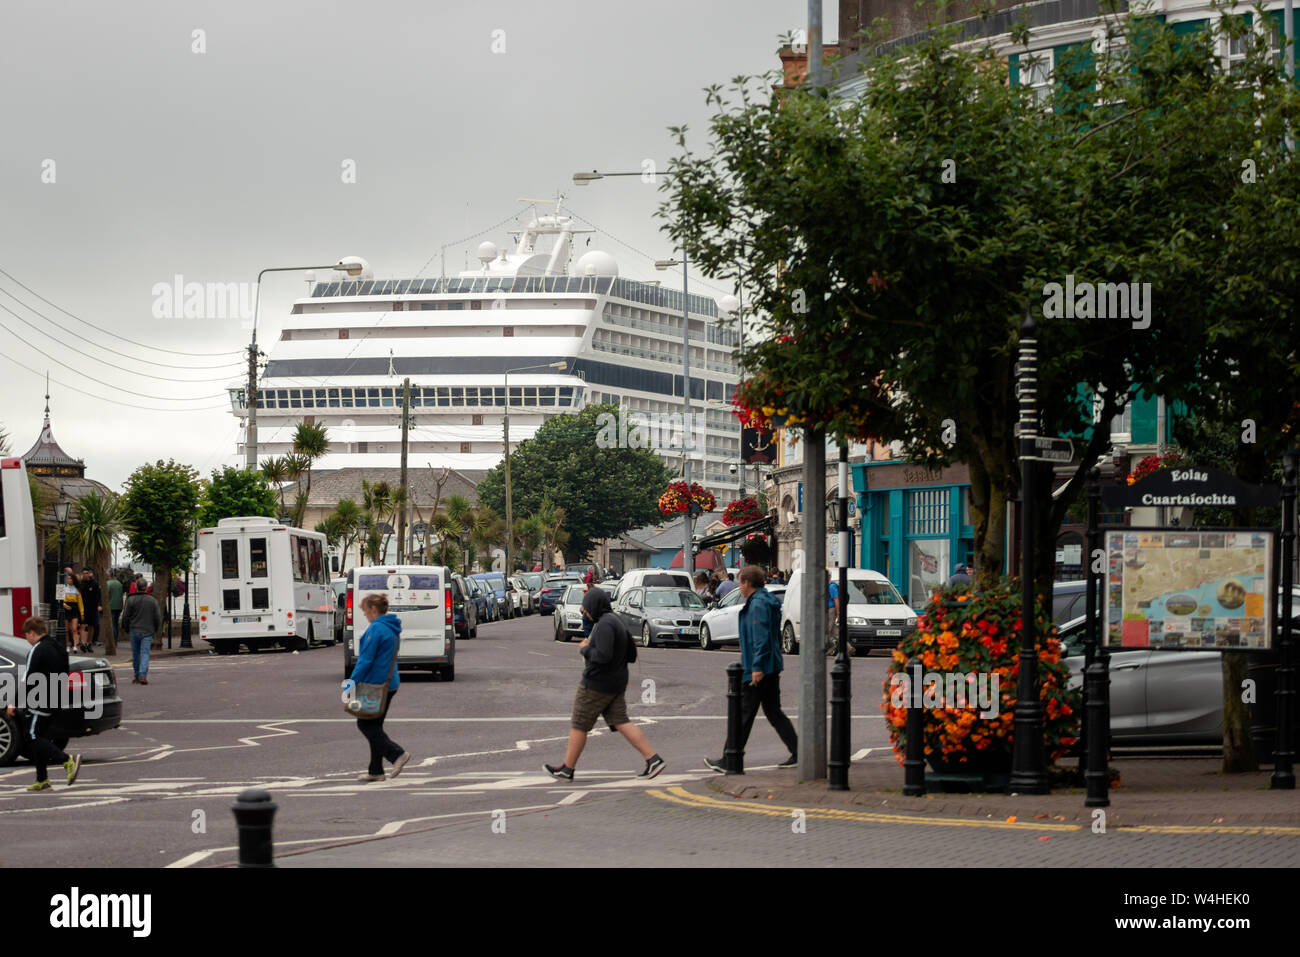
[641,623,653,648]
[782,623,799,655]
[215,641,239,655]
[700,624,714,651]
[554,618,564,641]
[0,712,20,766]
[441,665,455,681]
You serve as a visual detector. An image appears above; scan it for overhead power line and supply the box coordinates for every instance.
[0,301,243,383]
[0,265,244,360]
[0,312,229,404]
[0,349,230,413]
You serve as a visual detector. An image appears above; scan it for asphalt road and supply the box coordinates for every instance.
[0,611,895,868]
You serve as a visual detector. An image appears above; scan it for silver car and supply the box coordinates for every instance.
[614,586,708,648]
[553,584,590,642]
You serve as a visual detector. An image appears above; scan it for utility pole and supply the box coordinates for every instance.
[798,0,829,782]
[397,378,411,564]
[245,340,259,470]
[505,369,513,578]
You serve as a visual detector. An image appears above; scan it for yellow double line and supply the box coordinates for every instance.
[646,786,1300,836]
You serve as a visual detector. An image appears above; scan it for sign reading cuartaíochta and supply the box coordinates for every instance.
[1104,528,1273,651]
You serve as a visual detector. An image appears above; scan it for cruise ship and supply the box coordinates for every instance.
[228,202,743,499]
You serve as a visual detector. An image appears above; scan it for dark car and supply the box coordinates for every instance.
[466,577,493,623]
[614,586,707,647]
[449,573,479,640]
[331,578,347,643]
[537,576,581,615]
[1052,580,1087,623]
[472,572,515,619]
[0,635,123,765]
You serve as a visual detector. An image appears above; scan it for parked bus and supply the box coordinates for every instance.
[196,516,333,654]
[0,458,39,636]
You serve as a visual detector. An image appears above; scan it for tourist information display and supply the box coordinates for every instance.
[1103,527,1274,651]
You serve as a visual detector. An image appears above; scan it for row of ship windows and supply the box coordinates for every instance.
[591,331,739,376]
[251,386,579,409]
[602,304,740,348]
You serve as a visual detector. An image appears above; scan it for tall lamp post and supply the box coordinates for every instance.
[246,260,363,470]
[504,361,567,578]
[573,169,696,578]
[181,526,195,649]
[54,492,71,644]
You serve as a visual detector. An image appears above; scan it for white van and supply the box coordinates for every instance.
[197,516,333,654]
[344,565,455,681]
[780,568,918,655]
[611,567,693,602]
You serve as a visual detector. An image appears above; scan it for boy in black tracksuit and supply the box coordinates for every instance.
[4,618,81,791]
[545,588,665,781]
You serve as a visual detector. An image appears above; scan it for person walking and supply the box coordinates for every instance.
[5,617,81,792]
[545,588,665,781]
[716,573,738,599]
[59,569,83,655]
[348,594,410,782]
[824,569,842,656]
[79,568,102,651]
[947,562,973,587]
[694,570,717,604]
[106,572,123,646]
[120,577,161,685]
[705,566,799,771]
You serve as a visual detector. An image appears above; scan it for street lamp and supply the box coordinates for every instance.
[246,260,364,470]
[504,361,567,578]
[181,526,195,649]
[54,492,71,644]
[575,167,696,578]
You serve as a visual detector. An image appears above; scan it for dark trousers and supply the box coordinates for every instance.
[736,673,799,757]
[357,689,404,775]
[111,609,121,642]
[25,713,68,783]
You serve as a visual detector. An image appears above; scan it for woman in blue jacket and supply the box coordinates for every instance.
[349,594,411,782]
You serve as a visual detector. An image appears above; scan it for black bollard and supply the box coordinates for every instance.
[232,788,277,867]
[723,662,745,774]
[903,657,926,796]
[829,656,851,790]
[1084,659,1110,807]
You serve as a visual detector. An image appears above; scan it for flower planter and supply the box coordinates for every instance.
[926,752,1012,793]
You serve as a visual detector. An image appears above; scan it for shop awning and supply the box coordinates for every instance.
[693,516,773,550]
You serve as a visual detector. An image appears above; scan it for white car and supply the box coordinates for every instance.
[780,568,917,655]
[698,584,787,650]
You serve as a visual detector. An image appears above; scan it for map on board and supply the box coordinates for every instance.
[1104,530,1273,651]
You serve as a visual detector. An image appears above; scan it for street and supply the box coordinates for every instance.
[3,613,1296,869]
[0,613,891,867]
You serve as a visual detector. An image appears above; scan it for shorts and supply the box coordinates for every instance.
[570,686,629,732]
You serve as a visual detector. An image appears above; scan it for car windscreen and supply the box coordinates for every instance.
[645,590,703,608]
[521,574,543,589]
[642,574,689,587]
[845,580,907,605]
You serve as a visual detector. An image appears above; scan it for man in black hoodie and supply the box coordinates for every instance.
[545,588,665,781]
[4,617,81,792]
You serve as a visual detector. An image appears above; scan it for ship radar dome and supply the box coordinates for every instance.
[335,256,373,280]
[477,241,498,263]
[575,250,618,278]
[719,294,741,315]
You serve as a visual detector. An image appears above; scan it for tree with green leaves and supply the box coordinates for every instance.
[119,460,201,644]
[66,490,125,655]
[197,466,278,528]
[291,421,330,497]
[260,456,290,515]
[477,403,671,560]
[667,8,1297,593]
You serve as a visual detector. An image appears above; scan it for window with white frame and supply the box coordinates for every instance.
[1021,50,1054,108]
[1093,27,1128,105]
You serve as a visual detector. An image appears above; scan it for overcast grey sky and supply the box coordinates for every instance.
[1,0,825,490]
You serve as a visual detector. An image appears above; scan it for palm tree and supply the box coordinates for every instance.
[291,420,330,498]
[65,491,125,655]
[260,456,289,514]
[536,497,568,572]
[514,514,544,571]
[332,498,361,571]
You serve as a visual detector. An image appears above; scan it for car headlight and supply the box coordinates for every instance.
[651,618,674,626]
[848,617,867,626]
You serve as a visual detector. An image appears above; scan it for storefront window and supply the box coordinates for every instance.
[908,539,949,606]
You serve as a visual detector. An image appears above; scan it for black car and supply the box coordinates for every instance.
[537,577,581,615]
[449,574,479,640]
[0,635,123,765]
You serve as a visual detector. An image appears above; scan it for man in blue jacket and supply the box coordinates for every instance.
[705,566,798,771]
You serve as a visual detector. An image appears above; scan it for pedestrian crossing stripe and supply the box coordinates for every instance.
[645,787,1300,836]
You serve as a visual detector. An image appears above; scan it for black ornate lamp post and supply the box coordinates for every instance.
[180,527,194,649]
[53,492,72,643]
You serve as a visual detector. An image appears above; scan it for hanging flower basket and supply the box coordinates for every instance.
[658,481,716,517]
[722,497,764,526]
[1126,450,1186,486]
[740,535,770,565]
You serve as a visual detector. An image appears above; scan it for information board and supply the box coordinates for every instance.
[1104,528,1274,651]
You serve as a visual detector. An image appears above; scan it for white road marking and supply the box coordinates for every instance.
[122,715,886,723]
[558,791,585,805]
[0,798,129,814]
